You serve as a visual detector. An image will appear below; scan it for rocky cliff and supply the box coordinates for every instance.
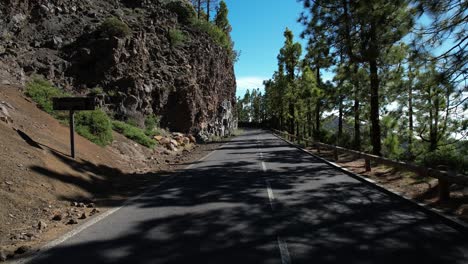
[0,0,237,139]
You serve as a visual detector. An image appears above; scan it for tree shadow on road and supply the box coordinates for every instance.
[21,131,468,264]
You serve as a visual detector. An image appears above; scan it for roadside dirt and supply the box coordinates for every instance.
[0,85,224,260]
[306,147,468,224]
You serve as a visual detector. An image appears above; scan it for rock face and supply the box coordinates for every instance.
[0,0,237,138]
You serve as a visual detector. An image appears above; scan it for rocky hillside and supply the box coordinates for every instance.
[0,0,237,139]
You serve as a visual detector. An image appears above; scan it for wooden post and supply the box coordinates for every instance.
[317,144,321,154]
[438,179,450,201]
[334,146,338,161]
[69,110,75,159]
[365,159,371,172]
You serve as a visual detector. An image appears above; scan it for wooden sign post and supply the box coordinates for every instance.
[53,97,96,159]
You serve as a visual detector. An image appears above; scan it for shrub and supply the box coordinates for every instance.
[164,0,196,24]
[169,28,186,47]
[99,17,131,38]
[87,87,104,96]
[190,18,230,49]
[189,17,238,60]
[75,110,114,146]
[418,146,468,174]
[112,120,156,148]
[25,76,70,114]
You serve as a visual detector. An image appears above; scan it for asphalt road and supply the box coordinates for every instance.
[27,129,468,264]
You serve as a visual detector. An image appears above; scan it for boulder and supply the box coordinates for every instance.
[170,139,179,147]
[154,135,164,142]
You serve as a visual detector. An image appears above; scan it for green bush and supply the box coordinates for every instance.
[190,18,230,49]
[25,76,70,114]
[144,115,165,137]
[99,17,131,38]
[169,28,186,47]
[112,120,156,148]
[418,146,468,174]
[87,87,104,96]
[75,110,114,146]
[189,17,238,60]
[164,0,196,24]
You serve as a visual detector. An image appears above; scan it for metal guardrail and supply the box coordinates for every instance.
[272,129,468,201]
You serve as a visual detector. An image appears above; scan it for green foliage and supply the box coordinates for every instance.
[168,28,186,47]
[143,114,165,137]
[144,114,160,131]
[164,0,196,24]
[87,87,104,96]
[418,145,468,174]
[25,76,70,114]
[99,17,131,38]
[125,118,139,127]
[190,18,230,49]
[112,120,156,148]
[75,110,114,146]
[214,1,230,33]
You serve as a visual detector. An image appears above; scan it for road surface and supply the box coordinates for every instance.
[27,130,468,264]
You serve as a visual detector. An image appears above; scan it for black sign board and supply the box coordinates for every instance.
[52,97,96,159]
[53,97,96,111]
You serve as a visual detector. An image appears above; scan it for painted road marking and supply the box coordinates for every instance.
[259,136,292,264]
[266,180,275,209]
[277,237,292,264]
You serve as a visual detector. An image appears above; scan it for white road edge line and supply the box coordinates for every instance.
[12,145,224,264]
[277,236,292,264]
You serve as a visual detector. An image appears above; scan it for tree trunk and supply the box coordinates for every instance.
[338,96,343,141]
[315,67,321,141]
[430,95,439,152]
[197,0,201,18]
[407,72,414,158]
[289,103,295,135]
[353,64,361,151]
[206,0,210,21]
[369,59,381,156]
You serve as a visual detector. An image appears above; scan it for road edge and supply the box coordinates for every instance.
[271,132,468,235]
[9,139,233,264]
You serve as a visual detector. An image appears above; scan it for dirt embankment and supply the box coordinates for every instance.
[0,85,222,260]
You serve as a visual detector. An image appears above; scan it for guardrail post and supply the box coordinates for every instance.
[365,159,371,172]
[438,178,450,201]
[334,146,338,161]
[317,144,321,154]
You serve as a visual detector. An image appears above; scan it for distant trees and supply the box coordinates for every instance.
[190,0,219,21]
[238,0,467,172]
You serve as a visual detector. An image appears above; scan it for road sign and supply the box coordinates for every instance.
[52,97,96,159]
[53,97,96,111]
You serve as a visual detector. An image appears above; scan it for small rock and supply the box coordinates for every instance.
[37,220,47,230]
[154,135,163,141]
[79,212,87,219]
[5,181,13,186]
[188,135,196,143]
[66,219,78,225]
[8,214,14,218]
[90,208,100,216]
[0,249,7,261]
[1,80,11,85]
[52,213,63,221]
[86,203,95,208]
[78,202,86,208]
[70,202,78,207]
[14,245,30,255]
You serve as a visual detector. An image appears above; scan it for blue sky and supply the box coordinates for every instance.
[225,0,308,98]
